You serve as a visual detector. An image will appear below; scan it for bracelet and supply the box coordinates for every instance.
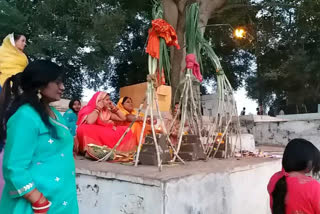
[32,201,51,210]
[32,201,51,213]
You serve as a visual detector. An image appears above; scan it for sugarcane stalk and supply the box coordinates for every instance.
[153,90,185,163]
[172,76,189,162]
[212,118,232,158]
[134,106,150,166]
[187,71,204,150]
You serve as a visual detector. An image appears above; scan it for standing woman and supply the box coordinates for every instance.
[63,99,81,136]
[0,33,28,87]
[268,138,320,214]
[0,60,78,213]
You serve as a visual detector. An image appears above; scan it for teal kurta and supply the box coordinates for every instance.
[0,104,79,214]
[63,109,78,136]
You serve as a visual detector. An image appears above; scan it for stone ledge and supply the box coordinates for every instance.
[75,155,282,186]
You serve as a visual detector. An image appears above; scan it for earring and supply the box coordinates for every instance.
[37,90,42,99]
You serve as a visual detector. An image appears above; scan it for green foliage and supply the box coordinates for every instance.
[109,13,151,99]
[1,0,127,98]
[186,3,225,75]
[244,0,320,113]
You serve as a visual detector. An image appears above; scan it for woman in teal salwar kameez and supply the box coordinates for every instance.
[0,60,78,214]
[63,99,81,136]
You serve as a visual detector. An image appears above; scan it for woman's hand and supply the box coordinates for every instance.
[96,99,104,110]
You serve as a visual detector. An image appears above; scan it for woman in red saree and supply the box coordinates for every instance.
[76,92,136,159]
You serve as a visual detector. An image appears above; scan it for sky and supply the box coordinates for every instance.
[234,87,258,114]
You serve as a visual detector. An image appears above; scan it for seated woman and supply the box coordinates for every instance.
[164,103,189,146]
[63,99,81,136]
[76,92,136,161]
[117,97,154,145]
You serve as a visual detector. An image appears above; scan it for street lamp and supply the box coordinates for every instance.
[234,28,246,38]
[233,27,254,42]
[203,24,254,42]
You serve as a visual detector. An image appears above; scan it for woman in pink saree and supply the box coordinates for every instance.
[76,92,136,160]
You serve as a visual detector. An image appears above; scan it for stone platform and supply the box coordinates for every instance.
[75,146,283,214]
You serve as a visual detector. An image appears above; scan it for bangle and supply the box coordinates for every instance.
[32,193,51,213]
[32,201,51,213]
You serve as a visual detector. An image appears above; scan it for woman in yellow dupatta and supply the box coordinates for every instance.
[0,33,28,86]
[117,97,153,145]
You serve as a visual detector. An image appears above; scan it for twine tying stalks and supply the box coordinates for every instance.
[147,74,159,89]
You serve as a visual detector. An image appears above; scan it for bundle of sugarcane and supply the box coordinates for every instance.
[171,3,242,161]
[134,0,184,170]
[171,3,206,161]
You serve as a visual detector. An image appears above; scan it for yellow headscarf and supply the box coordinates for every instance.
[117,97,144,117]
[0,33,28,86]
[117,97,137,116]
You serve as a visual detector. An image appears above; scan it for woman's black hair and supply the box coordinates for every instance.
[69,99,81,113]
[13,33,25,41]
[272,138,320,214]
[121,96,130,105]
[0,60,64,144]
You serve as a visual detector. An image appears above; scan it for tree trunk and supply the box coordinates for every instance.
[162,0,227,106]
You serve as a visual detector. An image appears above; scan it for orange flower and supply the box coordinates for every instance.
[215,132,225,144]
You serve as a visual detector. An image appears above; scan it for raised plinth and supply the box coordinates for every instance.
[76,148,282,214]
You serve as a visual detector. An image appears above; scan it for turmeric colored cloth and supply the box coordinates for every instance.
[146,19,180,59]
[0,34,28,86]
[116,97,151,145]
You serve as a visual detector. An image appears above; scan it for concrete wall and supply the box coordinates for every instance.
[77,174,163,214]
[249,120,320,148]
[276,113,320,121]
[76,159,281,214]
[164,160,280,214]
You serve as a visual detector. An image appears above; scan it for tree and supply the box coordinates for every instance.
[109,14,151,100]
[244,0,320,113]
[162,0,228,99]
[1,0,128,98]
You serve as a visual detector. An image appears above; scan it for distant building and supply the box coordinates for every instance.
[201,94,233,117]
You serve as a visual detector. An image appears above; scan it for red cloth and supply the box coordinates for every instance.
[146,19,180,59]
[76,91,136,154]
[267,169,320,214]
[185,54,203,82]
[156,68,166,85]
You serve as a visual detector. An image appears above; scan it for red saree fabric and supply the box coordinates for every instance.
[76,92,136,154]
